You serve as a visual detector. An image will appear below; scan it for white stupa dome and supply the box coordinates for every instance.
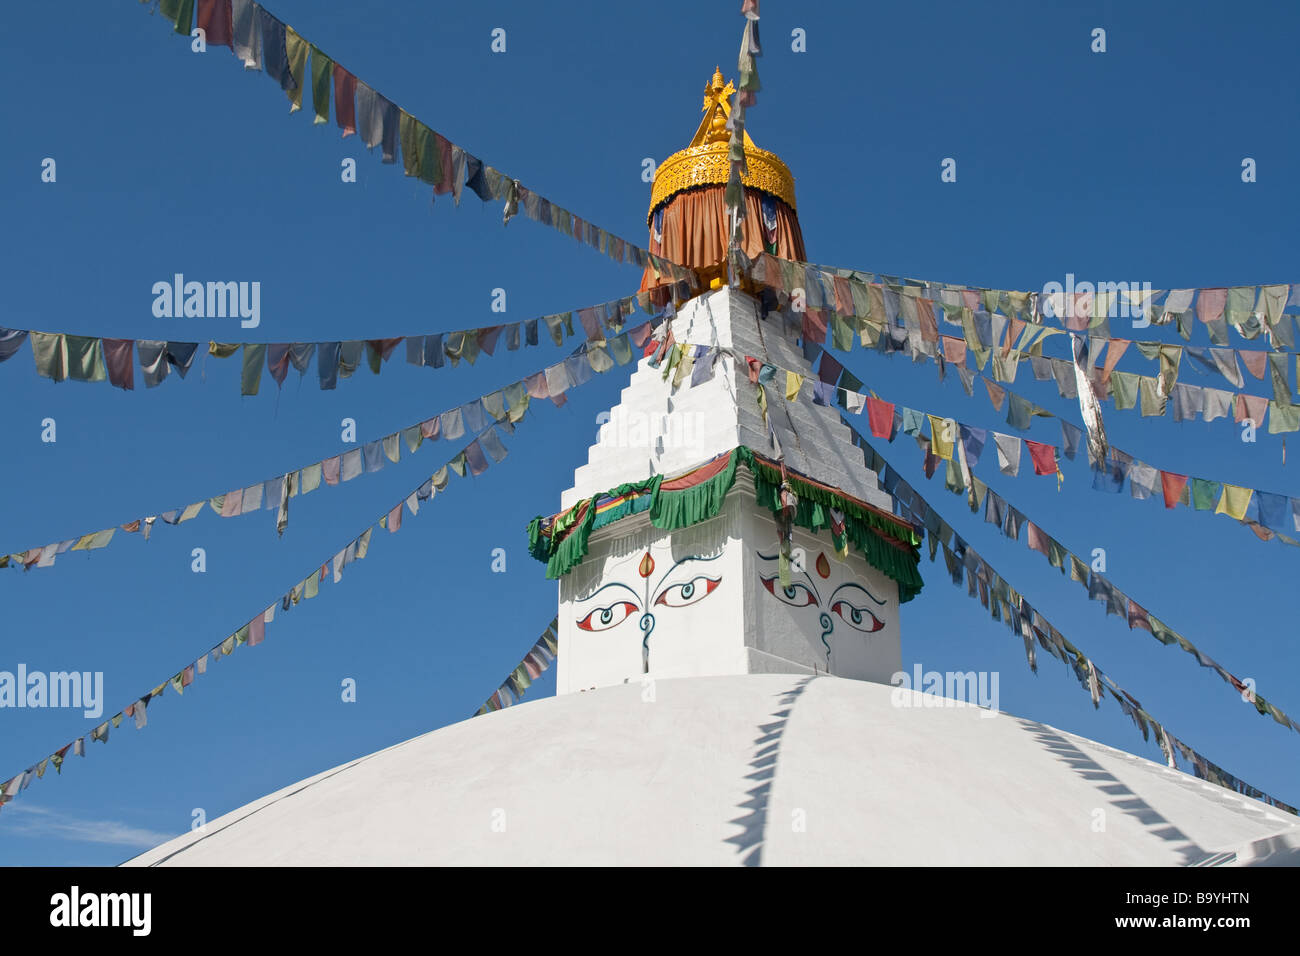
[124,674,1299,866]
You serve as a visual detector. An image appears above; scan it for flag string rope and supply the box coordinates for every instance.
[723,340,1300,735]
[0,329,658,573]
[0,291,673,395]
[848,432,1297,816]
[139,0,696,286]
[793,256,1300,352]
[724,343,1299,549]
[837,411,1300,741]
[0,416,528,811]
[738,251,1300,418]
[471,617,560,716]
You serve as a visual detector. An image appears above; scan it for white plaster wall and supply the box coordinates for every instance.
[557,505,748,694]
[739,507,902,684]
[562,286,891,511]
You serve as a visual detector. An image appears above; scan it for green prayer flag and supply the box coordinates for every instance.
[161,0,194,35]
[1110,371,1139,410]
[65,335,106,382]
[399,111,420,178]
[310,46,333,124]
[241,344,265,395]
[590,345,616,376]
[482,391,507,422]
[608,333,633,366]
[1269,353,1292,406]
[503,383,530,423]
[1138,377,1166,417]
[417,122,442,186]
[30,332,68,382]
[300,463,322,495]
[1268,400,1300,434]
[543,315,565,346]
[449,453,468,477]
[831,314,854,351]
[1191,478,1222,511]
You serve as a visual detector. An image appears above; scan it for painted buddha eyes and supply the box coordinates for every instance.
[760,576,817,607]
[655,576,721,608]
[574,557,724,633]
[831,599,884,633]
[576,601,639,632]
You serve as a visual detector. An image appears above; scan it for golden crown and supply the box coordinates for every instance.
[647,68,797,223]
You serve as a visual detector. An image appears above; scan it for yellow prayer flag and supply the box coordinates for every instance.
[785,371,804,401]
[927,415,955,460]
[285,28,309,113]
[1214,484,1253,521]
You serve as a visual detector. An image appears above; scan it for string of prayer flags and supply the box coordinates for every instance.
[783,253,1300,350]
[472,619,560,716]
[0,294,659,395]
[749,339,1300,549]
[0,425,518,813]
[141,1,696,287]
[729,346,1063,490]
[725,0,762,272]
[850,433,1297,815]
[0,329,651,572]
[738,250,1296,417]
[816,321,1300,548]
[851,414,1300,738]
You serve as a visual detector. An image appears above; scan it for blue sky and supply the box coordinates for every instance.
[1,0,1297,864]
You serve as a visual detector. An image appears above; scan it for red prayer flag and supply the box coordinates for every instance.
[941,335,967,367]
[197,0,233,48]
[248,616,265,646]
[1160,471,1188,509]
[866,397,895,439]
[434,133,455,195]
[102,338,135,391]
[1235,393,1268,428]
[802,308,828,345]
[333,65,357,137]
[1025,440,1057,475]
[833,277,854,316]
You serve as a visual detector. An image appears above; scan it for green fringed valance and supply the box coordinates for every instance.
[744,449,924,602]
[528,446,923,600]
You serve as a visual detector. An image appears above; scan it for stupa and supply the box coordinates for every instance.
[124,71,1300,867]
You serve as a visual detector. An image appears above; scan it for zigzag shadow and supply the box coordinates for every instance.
[724,676,814,867]
[1022,720,1208,865]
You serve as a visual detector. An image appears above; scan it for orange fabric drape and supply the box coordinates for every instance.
[639,187,805,298]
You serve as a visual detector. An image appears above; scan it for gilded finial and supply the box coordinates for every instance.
[647,67,796,222]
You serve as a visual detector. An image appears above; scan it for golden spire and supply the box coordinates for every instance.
[648,68,796,222]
